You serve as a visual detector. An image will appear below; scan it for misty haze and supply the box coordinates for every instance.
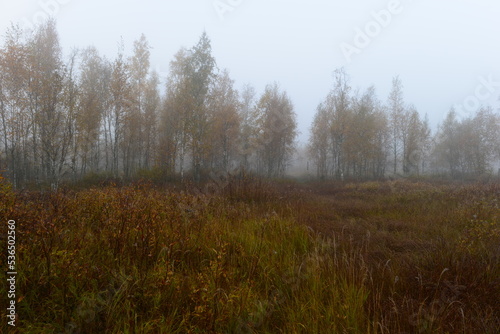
[0,1,499,333]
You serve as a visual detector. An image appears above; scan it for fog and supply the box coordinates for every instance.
[1,0,499,144]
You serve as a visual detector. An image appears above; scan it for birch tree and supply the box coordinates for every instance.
[207,70,240,171]
[253,83,297,177]
[27,20,69,187]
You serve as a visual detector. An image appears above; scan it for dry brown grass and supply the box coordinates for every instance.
[0,177,498,333]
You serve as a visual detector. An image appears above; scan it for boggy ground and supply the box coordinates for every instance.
[0,177,499,333]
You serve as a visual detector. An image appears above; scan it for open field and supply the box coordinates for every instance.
[1,178,499,333]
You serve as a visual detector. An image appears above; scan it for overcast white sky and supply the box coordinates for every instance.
[1,0,499,143]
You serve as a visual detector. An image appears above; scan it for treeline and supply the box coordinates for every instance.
[0,21,297,188]
[1,21,499,188]
[309,70,500,180]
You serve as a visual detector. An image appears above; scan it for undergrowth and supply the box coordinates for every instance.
[0,177,498,333]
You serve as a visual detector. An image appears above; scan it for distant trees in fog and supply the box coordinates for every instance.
[308,70,500,180]
[0,21,298,188]
[309,70,430,179]
[1,21,499,188]
[432,107,500,177]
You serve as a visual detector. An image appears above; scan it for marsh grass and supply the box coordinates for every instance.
[0,177,498,333]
